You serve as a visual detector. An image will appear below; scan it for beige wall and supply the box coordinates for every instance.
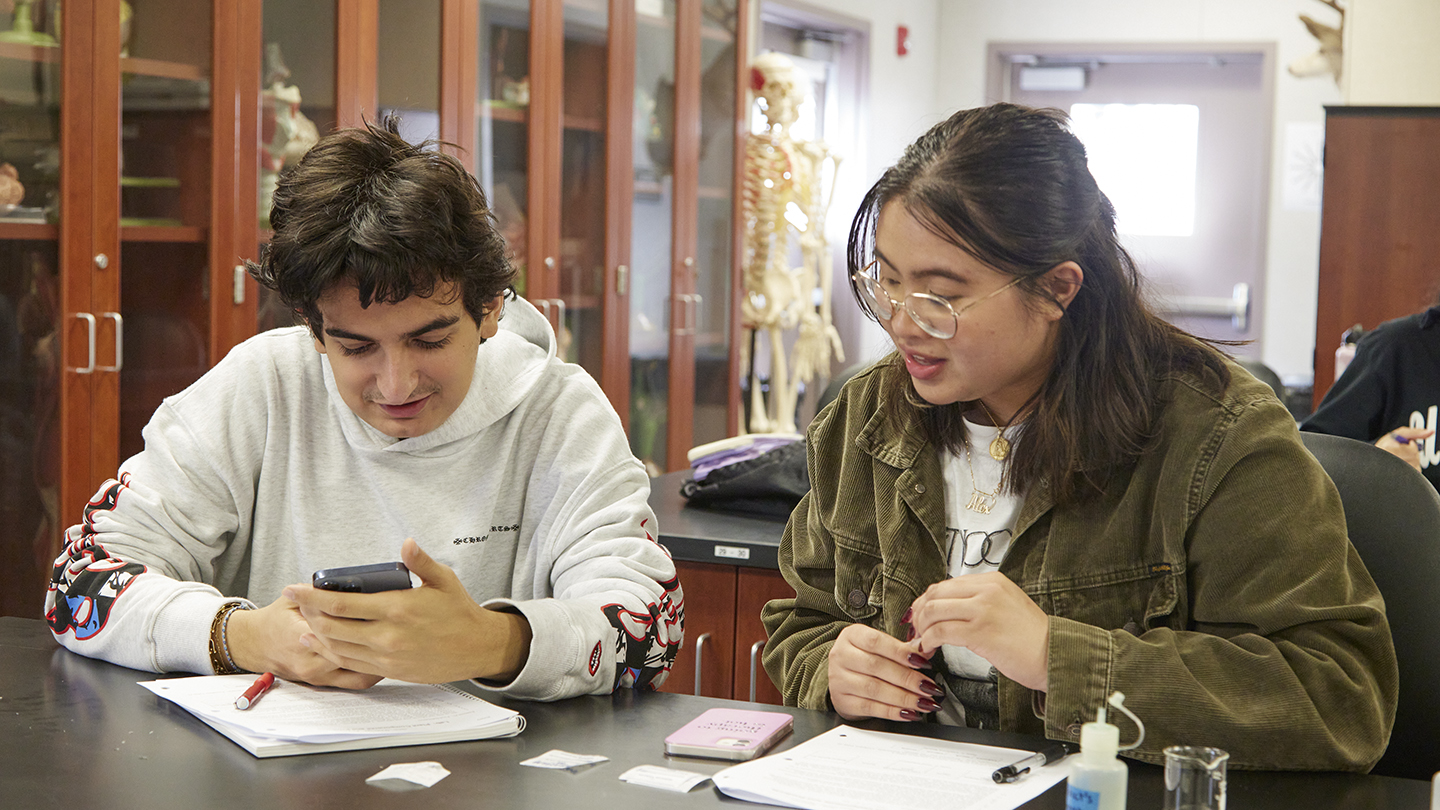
[1345,0,1440,105]
[941,0,1343,383]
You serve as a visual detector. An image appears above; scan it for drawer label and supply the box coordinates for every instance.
[713,545,751,560]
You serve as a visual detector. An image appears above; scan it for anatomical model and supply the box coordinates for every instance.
[740,52,843,434]
[260,44,319,226]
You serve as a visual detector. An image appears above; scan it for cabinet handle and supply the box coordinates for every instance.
[674,294,697,336]
[97,312,123,372]
[551,298,566,333]
[544,256,556,269]
[615,264,628,297]
[749,640,766,703]
[690,294,702,336]
[693,632,712,696]
[69,313,96,374]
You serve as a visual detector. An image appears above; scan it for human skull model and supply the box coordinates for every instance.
[750,52,808,131]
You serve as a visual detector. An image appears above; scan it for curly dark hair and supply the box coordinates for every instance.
[848,103,1230,506]
[248,115,516,336]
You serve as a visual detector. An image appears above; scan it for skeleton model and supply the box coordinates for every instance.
[740,52,844,434]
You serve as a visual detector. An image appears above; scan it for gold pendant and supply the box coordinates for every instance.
[966,490,995,514]
[989,435,1010,461]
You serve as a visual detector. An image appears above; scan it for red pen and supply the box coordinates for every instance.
[235,672,275,710]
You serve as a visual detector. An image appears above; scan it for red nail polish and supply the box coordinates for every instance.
[901,607,912,623]
[899,709,920,721]
[919,679,944,698]
[906,626,915,641]
[907,653,932,669]
[918,698,941,712]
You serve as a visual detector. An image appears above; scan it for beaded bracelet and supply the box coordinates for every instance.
[207,601,251,675]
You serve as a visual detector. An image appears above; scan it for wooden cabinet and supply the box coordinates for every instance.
[662,561,790,704]
[626,0,747,474]
[1313,106,1440,404]
[0,0,261,617]
[451,0,752,475]
[1,0,750,618]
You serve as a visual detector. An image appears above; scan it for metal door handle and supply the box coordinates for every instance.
[551,298,566,332]
[69,313,96,374]
[693,632,712,696]
[675,294,697,336]
[97,312,124,372]
[749,640,765,703]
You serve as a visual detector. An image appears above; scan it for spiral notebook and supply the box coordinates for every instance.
[140,674,524,758]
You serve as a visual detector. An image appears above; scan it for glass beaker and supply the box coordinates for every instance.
[1163,745,1228,810]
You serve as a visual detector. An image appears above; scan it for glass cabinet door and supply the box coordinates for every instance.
[256,0,335,333]
[477,0,532,295]
[378,0,441,142]
[0,0,63,616]
[557,0,609,375]
[691,0,736,452]
[628,0,675,475]
[116,0,215,464]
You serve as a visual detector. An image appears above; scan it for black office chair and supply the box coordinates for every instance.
[1300,431,1440,780]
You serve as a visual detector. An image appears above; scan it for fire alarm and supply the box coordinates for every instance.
[897,25,909,56]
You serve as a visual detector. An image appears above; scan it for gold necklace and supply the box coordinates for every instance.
[963,440,1002,514]
[976,399,1016,461]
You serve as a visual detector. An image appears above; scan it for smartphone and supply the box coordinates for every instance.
[663,708,793,761]
[311,562,413,593]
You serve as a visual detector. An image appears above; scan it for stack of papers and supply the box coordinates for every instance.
[712,726,1073,810]
[140,675,524,758]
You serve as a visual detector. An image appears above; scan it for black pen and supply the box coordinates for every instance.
[992,743,1072,783]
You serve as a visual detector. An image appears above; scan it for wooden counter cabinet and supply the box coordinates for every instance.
[664,561,791,705]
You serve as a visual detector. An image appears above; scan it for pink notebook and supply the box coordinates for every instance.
[663,708,794,761]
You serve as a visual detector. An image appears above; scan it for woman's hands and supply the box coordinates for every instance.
[907,572,1049,692]
[827,623,946,721]
[826,572,1050,721]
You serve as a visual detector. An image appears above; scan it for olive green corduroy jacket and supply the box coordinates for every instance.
[761,357,1397,772]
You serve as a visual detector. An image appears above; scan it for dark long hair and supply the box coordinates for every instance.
[248,115,516,336]
[848,103,1229,506]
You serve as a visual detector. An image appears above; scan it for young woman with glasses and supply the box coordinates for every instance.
[760,103,1396,771]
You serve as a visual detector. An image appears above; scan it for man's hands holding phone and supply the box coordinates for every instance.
[282,538,533,686]
[224,596,384,690]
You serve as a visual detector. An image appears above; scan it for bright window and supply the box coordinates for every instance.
[1069,103,1199,237]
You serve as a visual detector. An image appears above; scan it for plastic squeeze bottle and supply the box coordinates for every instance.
[1065,692,1144,810]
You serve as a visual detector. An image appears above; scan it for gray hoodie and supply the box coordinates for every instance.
[46,296,682,700]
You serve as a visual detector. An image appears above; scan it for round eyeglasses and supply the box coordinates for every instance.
[853,261,1023,340]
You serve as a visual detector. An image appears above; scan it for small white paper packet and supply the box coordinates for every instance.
[365,761,450,788]
[519,749,610,771]
[619,764,711,792]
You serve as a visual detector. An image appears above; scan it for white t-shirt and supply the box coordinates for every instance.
[938,418,1023,680]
